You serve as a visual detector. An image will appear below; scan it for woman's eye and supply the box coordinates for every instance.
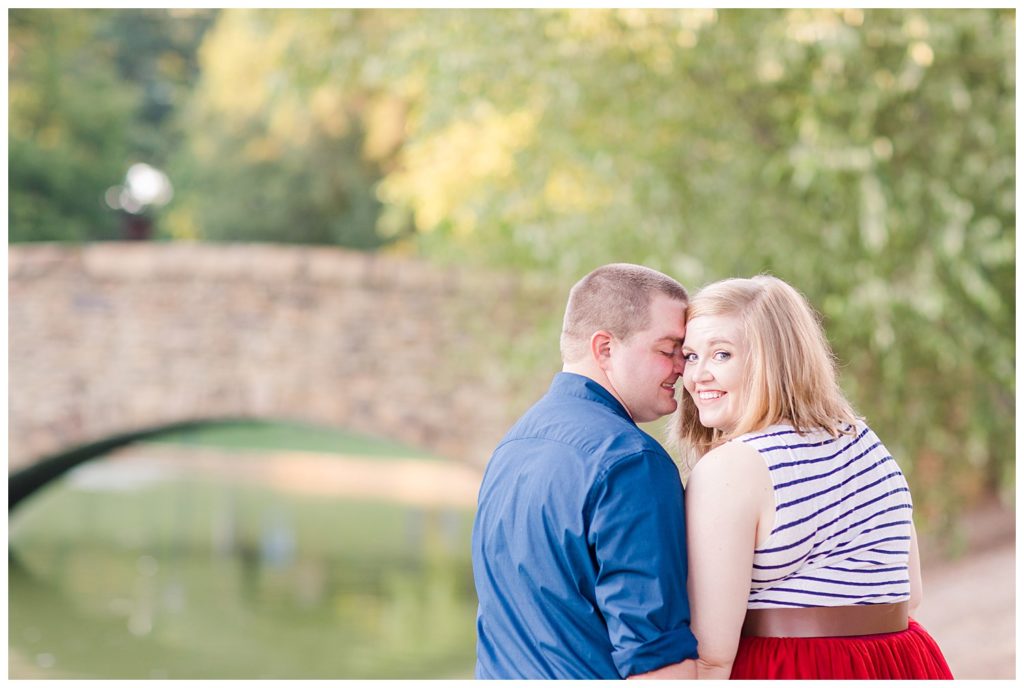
[713,351,731,361]
[683,353,698,363]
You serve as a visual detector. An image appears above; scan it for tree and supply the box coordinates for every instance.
[9,10,138,241]
[224,8,1012,530]
[12,9,1012,533]
[8,9,217,242]
[166,10,396,247]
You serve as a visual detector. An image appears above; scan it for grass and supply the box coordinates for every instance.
[145,419,439,461]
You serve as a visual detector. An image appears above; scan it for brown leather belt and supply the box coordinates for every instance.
[741,601,909,638]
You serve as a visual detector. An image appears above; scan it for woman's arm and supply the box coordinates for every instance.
[685,441,773,680]
[908,521,924,615]
[627,658,697,680]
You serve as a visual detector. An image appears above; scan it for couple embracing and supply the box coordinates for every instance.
[471,264,953,680]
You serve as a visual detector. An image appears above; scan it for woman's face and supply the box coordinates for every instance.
[681,313,747,434]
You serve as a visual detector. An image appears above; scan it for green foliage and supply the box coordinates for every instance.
[165,10,395,247]
[241,8,1010,530]
[8,10,138,241]
[8,9,216,242]
[97,9,218,163]
[7,9,1014,532]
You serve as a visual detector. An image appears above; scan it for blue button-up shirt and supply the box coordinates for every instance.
[472,372,698,679]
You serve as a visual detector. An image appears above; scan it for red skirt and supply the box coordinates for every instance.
[730,618,953,679]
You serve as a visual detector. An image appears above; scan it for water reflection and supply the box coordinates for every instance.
[9,443,479,679]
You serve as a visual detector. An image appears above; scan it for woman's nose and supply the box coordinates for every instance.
[690,359,712,382]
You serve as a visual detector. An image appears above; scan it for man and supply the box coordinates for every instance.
[472,263,699,679]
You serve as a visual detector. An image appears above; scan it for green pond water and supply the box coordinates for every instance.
[8,424,478,679]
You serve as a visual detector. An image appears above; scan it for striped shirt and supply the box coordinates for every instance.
[738,421,913,609]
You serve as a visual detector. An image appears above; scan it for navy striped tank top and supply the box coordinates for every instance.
[737,421,913,609]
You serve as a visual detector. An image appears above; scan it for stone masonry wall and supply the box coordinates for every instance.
[8,243,561,472]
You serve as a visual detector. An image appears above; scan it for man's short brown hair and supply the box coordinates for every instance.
[559,263,689,363]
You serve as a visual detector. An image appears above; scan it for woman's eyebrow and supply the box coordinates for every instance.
[684,337,735,348]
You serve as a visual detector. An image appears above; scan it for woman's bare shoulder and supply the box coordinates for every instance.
[688,439,769,493]
[692,439,763,473]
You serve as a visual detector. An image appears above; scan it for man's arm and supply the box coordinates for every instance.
[589,451,700,678]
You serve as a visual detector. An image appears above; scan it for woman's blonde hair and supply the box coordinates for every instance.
[670,275,859,466]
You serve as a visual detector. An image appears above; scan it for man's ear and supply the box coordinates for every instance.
[590,330,614,369]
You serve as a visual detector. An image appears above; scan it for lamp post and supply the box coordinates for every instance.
[104,163,174,240]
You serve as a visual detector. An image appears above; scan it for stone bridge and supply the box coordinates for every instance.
[8,243,561,498]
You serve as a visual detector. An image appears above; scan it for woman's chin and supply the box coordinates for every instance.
[700,417,733,434]
[698,412,719,431]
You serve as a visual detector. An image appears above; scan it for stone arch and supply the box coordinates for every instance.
[9,417,237,509]
[9,243,558,497]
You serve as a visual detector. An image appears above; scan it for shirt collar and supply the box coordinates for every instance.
[550,372,634,424]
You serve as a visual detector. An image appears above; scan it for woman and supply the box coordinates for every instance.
[673,275,952,680]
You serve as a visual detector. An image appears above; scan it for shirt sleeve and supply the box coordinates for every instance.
[586,450,699,677]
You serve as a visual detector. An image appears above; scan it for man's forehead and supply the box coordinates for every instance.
[643,295,687,339]
[649,295,687,318]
